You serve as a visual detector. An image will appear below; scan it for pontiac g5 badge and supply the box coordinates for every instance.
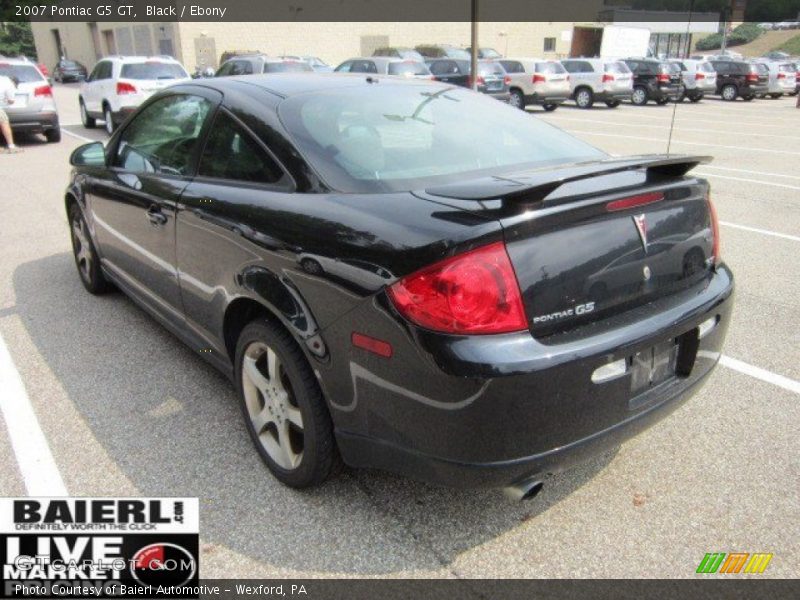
[633,213,648,252]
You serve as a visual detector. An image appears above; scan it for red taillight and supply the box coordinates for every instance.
[532,73,546,83]
[695,72,705,80]
[602,73,615,83]
[33,85,52,97]
[708,193,720,266]
[657,73,670,83]
[351,332,393,358]
[468,75,485,87]
[387,242,527,335]
[606,192,664,212]
[116,81,137,95]
[777,72,785,79]
[504,75,511,85]
[746,73,758,82]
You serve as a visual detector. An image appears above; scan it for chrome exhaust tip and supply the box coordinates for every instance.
[503,478,544,502]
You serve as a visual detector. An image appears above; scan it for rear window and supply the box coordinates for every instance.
[279,84,605,193]
[388,61,429,76]
[604,62,630,74]
[61,60,81,68]
[120,62,187,80]
[663,63,681,74]
[0,64,45,83]
[535,62,566,74]
[265,61,314,73]
[753,63,768,74]
[478,62,505,76]
[777,63,794,73]
[699,62,715,73]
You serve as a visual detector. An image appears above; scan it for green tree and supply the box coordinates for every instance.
[0,22,37,59]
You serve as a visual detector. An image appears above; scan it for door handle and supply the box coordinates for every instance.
[146,205,168,226]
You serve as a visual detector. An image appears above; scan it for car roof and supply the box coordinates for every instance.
[0,58,43,67]
[343,57,415,64]
[101,55,181,64]
[183,72,442,99]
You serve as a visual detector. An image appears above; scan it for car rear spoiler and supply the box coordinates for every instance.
[425,154,712,204]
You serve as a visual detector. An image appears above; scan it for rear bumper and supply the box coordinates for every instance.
[595,90,633,102]
[330,264,734,489]
[7,111,59,132]
[652,85,683,100]
[525,91,569,105]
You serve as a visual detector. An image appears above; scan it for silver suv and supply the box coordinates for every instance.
[498,58,570,111]
[754,59,798,98]
[668,59,717,102]
[0,58,60,142]
[560,58,634,109]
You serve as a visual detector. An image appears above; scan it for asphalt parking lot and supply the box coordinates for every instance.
[0,83,798,579]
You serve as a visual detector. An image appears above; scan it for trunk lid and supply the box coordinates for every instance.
[423,155,714,339]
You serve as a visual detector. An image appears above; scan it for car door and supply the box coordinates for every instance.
[83,61,109,113]
[88,90,219,326]
[176,107,296,354]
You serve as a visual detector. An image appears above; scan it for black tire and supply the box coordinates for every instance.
[508,88,525,110]
[721,84,738,101]
[655,97,669,105]
[574,87,594,109]
[769,93,782,99]
[45,127,61,143]
[631,86,648,105]
[103,105,115,135]
[79,99,96,128]
[235,319,341,488]
[68,203,111,294]
[689,94,703,103]
[542,103,558,112]
[742,95,754,102]
[604,100,621,108]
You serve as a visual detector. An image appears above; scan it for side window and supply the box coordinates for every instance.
[93,61,111,80]
[198,111,286,185]
[114,95,212,176]
[561,61,578,74]
[500,61,523,74]
[216,62,234,77]
[579,61,593,73]
[335,61,352,73]
[351,61,378,74]
[242,61,254,75]
[429,61,448,75]
[87,64,102,82]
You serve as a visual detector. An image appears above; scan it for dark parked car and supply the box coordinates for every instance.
[427,58,510,101]
[622,58,684,105]
[64,74,733,497]
[53,59,88,82]
[709,60,769,100]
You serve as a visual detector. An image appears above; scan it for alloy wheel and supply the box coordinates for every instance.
[722,85,737,101]
[241,341,304,471]
[509,90,523,109]
[576,90,592,108]
[105,109,114,134]
[632,88,647,105]
[71,217,93,282]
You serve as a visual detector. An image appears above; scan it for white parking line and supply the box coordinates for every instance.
[0,333,68,495]
[544,109,797,130]
[695,171,800,191]
[720,355,800,396]
[566,130,800,156]
[61,128,95,143]
[700,165,800,181]
[720,221,800,243]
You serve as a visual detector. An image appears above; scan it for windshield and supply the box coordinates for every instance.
[0,64,45,83]
[388,61,429,76]
[279,84,605,193]
[265,61,314,73]
[120,62,188,80]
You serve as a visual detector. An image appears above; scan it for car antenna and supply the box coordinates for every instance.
[668,0,694,155]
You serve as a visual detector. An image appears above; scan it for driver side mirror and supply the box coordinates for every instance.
[70,142,106,167]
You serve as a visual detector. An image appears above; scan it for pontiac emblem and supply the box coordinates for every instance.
[633,214,648,252]
[643,265,652,281]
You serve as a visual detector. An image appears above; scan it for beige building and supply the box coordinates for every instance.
[31,21,578,72]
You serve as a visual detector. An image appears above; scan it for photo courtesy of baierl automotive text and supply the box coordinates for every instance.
[0,0,798,597]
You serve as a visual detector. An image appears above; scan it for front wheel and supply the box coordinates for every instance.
[235,320,341,488]
[79,100,96,128]
[631,87,648,105]
[103,106,115,135]
[508,89,525,110]
[542,103,558,112]
[69,203,110,294]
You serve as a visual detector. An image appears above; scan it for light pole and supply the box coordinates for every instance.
[471,0,478,91]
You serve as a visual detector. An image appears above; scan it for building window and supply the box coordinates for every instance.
[543,37,556,52]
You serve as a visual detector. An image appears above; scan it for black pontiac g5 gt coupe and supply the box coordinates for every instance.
[65,73,733,498]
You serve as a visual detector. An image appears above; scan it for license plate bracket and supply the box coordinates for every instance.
[629,339,678,394]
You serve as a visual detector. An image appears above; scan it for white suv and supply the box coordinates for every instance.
[79,56,190,134]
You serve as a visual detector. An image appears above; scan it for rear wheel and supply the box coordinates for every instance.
[631,86,648,105]
[655,97,669,105]
[69,203,110,294]
[575,88,594,109]
[604,100,621,108]
[45,128,61,143]
[721,84,738,101]
[79,99,95,128]
[769,93,782,99]
[742,95,754,102]
[542,103,558,112]
[508,89,525,110]
[235,320,341,488]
